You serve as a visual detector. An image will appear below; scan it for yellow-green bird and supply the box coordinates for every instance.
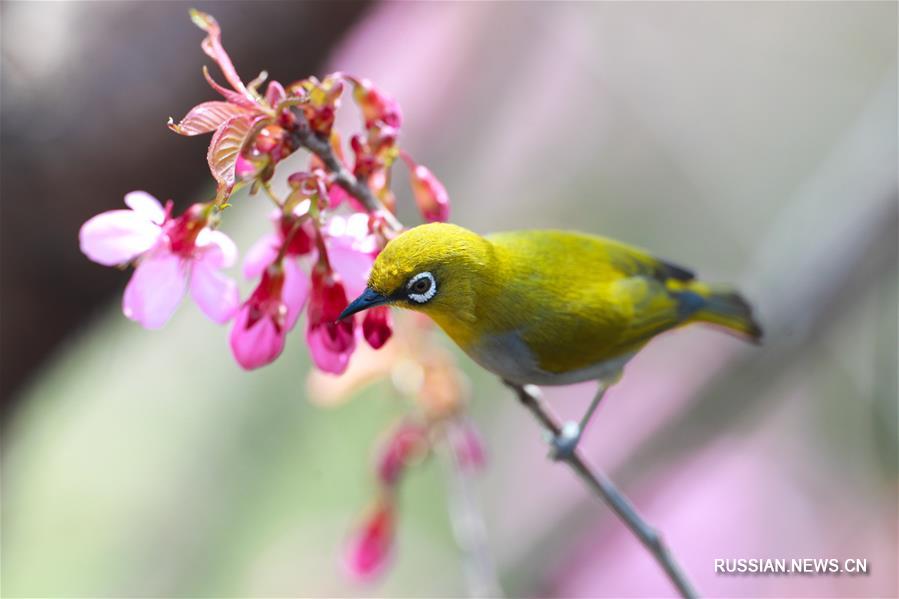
[340,223,761,456]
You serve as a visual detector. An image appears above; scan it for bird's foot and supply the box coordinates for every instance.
[547,421,581,461]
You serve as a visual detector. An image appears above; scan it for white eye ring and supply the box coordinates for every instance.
[406,271,437,304]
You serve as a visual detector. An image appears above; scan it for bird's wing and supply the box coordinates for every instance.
[596,235,695,283]
[492,231,699,374]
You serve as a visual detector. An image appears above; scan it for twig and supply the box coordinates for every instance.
[290,114,403,232]
[441,421,504,598]
[504,381,698,599]
[296,116,697,598]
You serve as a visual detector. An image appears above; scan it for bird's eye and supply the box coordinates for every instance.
[406,271,437,304]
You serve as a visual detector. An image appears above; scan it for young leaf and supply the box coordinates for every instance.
[207,114,265,187]
[168,101,253,136]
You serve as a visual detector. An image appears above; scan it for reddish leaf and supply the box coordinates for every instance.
[207,114,265,187]
[203,66,258,109]
[189,9,252,102]
[168,101,253,136]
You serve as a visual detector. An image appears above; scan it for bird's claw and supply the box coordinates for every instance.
[548,421,581,461]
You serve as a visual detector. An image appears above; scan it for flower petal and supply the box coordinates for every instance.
[325,242,374,300]
[168,101,254,136]
[190,259,239,324]
[282,258,310,330]
[362,306,392,350]
[242,233,280,280]
[195,228,238,268]
[229,305,285,370]
[122,251,187,329]
[124,191,166,224]
[79,210,162,266]
[307,323,355,374]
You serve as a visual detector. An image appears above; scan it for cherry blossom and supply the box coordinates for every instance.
[79,192,239,329]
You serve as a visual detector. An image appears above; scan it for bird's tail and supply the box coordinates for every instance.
[690,285,763,343]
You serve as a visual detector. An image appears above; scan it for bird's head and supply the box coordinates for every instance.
[339,222,490,323]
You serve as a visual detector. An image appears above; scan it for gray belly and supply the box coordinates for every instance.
[464,330,633,386]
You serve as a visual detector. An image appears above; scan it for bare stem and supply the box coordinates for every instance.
[441,421,504,598]
[294,113,696,598]
[291,114,403,232]
[504,381,698,599]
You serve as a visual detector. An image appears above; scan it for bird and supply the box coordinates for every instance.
[339,223,762,457]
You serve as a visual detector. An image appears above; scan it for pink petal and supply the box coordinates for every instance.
[235,154,258,178]
[124,191,166,224]
[325,242,374,300]
[307,323,355,374]
[190,259,239,324]
[362,306,392,350]
[327,183,352,208]
[282,259,310,330]
[79,210,162,266]
[243,233,281,280]
[229,305,285,370]
[122,250,187,329]
[168,101,254,136]
[195,228,238,268]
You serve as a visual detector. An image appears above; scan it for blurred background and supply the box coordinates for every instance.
[1,2,896,598]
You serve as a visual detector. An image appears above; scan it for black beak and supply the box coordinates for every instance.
[339,288,389,320]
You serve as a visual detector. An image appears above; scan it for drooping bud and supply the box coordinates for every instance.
[344,497,395,580]
[363,306,393,349]
[350,77,403,129]
[401,153,450,223]
[376,421,428,486]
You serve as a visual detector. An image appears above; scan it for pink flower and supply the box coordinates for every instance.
[401,152,450,223]
[229,259,309,370]
[362,307,392,350]
[376,421,428,486]
[307,265,356,374]
[243,210,316,283]
[345,498,395,581]
[324,213,379,299]
[79,192,239,329]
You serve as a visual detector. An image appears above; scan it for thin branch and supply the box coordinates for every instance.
[296,114,697,598]
[291,114,403,232]
[504,381,698,599]
[441,421,504,598]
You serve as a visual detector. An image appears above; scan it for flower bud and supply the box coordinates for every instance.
[254,124,285,153]
[345,498,394,580]
[376,421,428,486]
[351,77,403,129]
[362,306,393,350]
[401,153,449,223]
